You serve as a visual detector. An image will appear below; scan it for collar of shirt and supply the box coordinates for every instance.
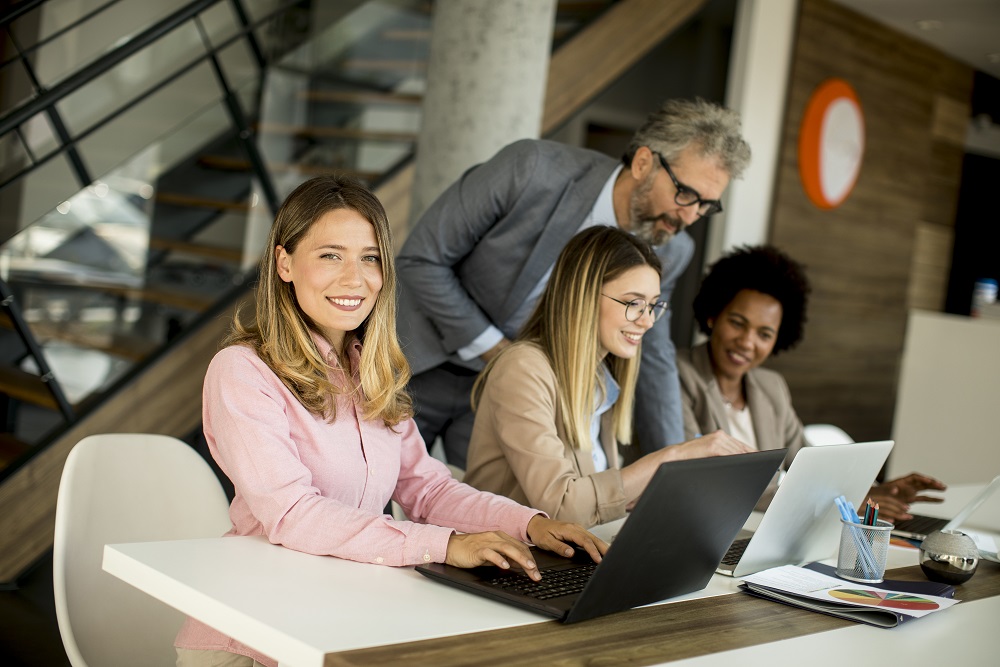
[309,329,363,375]
[588,164,623,227]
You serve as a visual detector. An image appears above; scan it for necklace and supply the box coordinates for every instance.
[720,389,744,410]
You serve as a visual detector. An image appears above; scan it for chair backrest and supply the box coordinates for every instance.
[802,424,855,447]
[53,434,232,667]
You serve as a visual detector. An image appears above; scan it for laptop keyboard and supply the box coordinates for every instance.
[720,537,751,566]
[893,514,948,536]
[484,562,598,600]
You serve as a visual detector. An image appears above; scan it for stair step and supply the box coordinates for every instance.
[148,237,243,263]
[155,192,252,212]
[0,317,152,362]
[196,155,379,181]
[256,122,416,143]
[22,322,155,362]
[379,29,430,41]
[299,90,422,106]
[0,365,60,411]
[14,277,216,312]
[339,58,427,72]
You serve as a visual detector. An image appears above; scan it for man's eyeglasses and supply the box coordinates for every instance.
[602,295,669,322]
[655,152,723,217]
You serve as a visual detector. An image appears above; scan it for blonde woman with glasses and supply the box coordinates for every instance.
[463,226,751,528]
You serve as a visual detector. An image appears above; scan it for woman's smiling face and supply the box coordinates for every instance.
[597,265,661,360]
[708,288,783,382]
[275,207,383,353]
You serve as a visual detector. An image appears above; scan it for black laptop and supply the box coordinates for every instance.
[415,449,785,623]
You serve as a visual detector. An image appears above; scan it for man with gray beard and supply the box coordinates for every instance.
[397,99,751,469]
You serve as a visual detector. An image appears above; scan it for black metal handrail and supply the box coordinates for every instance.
[0,0,301,218]
[0,0,124,69]
[0,0,221,137]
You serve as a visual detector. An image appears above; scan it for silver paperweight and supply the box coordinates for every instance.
[919,529,979,584]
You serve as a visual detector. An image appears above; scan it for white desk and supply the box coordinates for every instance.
[103,483,1000,667]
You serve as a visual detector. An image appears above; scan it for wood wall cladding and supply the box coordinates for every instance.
[764,0,972,443]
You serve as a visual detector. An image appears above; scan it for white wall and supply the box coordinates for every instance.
[890,310,1000,484]
[707,0,799,263]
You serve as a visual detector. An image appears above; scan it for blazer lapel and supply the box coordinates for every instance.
[693,344,729,432]
[746,371,779,451]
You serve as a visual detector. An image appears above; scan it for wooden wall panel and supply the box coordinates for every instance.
[908,222,954,311]
[764,0,973,443]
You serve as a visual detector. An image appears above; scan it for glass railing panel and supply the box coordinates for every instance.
[7,0,120,52]
[0,58,35,116]
[74,62,222,177]
[18,0,188,89]
[55,20,208,138]
[150,102,232,176]
[10,153,78,229]
[197,0,242,48]
[20,110,60,160]
[0,131,31,184]
[217,36,259,91]
[242,0,296,24]
[1,101,262,447]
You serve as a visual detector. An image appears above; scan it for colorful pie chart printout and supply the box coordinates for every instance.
[829,589,939,611]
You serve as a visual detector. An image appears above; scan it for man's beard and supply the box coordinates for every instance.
[628,174,681,247]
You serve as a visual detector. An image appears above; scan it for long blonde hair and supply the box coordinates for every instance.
[473,226,661,449]
[227,175,412,425]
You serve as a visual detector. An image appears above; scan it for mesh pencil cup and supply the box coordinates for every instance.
[836,519,893,583]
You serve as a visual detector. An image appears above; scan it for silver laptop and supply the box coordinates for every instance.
[891,474,1000,543]
[717,440,894,578]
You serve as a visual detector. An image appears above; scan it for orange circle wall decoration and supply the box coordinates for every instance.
[798,78,865,210]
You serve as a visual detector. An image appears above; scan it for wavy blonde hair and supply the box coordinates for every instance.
[473,226,661,450]
[227,175,412,425]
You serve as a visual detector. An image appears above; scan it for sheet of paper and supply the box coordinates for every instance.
[959,529,998,559]
[741,565,959,618]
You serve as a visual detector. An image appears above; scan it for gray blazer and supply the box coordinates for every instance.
[397,139,693,450]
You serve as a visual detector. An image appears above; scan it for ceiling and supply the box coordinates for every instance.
[830,0,1000,80]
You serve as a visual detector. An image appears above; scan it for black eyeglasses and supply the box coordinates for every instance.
[601,295,669,322]
[655,152,724,217]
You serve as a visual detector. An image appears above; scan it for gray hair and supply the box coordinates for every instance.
[624,98,751,179]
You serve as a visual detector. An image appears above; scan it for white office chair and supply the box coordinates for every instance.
[53,433,232,667]
[802,423,855,447]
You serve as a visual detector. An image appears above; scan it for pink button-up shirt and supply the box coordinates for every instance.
[175,335,540,664]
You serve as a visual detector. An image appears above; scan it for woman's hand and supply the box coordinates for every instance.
[867,472,946,521]
[444,518,608,581]
[446,531,543,579]
[672,430,754,460]
[526,515,608,565]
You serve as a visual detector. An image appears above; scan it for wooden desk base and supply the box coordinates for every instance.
[325,561,1000,667]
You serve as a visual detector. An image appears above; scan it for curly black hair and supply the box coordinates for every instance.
[692,245,810,355]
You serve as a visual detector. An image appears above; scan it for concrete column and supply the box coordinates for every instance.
[408,0,557,222]
[706,0,799,262]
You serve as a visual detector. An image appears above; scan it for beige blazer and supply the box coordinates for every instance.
[678,343,805,455]
[678,343,805,504]
[463,343,627,527]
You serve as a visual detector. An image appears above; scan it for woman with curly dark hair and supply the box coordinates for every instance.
[679,245,944,519]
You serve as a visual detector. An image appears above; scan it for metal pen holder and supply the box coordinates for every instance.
[836,519,893,583]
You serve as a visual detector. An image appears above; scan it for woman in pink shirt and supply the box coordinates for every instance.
[175,175,606,667]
